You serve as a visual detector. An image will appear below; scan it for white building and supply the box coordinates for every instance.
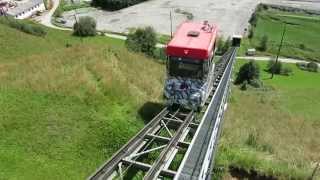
[7,0,45,19]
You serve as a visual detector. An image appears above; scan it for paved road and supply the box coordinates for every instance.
[60,0,320,37]
[34,0,70,30]
[36,0,320,37]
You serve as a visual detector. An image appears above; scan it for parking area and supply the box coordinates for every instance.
[61,0,320,37]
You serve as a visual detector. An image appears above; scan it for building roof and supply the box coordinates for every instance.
[166,21,218,60]
[7,0,43,16]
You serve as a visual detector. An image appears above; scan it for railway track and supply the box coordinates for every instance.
[89,47,238,180]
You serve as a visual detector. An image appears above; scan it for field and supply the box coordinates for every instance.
[215,59,320,179]
[240,7,320,62]
[0,21,165,179]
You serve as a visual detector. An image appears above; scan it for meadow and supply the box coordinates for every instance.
[215,59,320,179]
[240,7,320,62]
[0,21,165,179]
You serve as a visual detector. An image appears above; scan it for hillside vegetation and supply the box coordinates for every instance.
[215,59,320,179]
[0,21,164,179]
[242,6,320,62]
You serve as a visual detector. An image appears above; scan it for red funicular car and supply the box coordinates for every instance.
[164,21,218,110]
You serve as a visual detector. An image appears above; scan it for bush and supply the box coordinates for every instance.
[250,78,263,88]
[0,17,46,36]
[222,37,232,53]
[296,62,318,72]
[92,0,147,10]
[267,60,282,74]
[248,27,254,39]
[249,12,258,27]
[268,60,293,75]
[240,81,248,91]
[125,26,157,57]
[307,62,318,72]
[216,37,224,55]
[235,60,261,88]
[246,132,258,148]
[281,66,293,76]
[299,43,306,50]
[73,16,97,37]
[215,37,232,55]
[258,35,268,51]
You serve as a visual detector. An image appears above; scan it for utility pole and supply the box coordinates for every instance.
[170,11,173,39]
[271,23,286,79]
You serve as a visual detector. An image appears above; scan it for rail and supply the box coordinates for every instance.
[88,47,238,180]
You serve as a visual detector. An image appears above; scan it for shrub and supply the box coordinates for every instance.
[125,26,157,57]
[299,43,306,50]
[267,60,282,74]
[296,62,318,72]
[215,37,232,55]
[281,66,293,76]
[240,81,248,91]
[258,35,268,51]
[222,37,232,53]
[250,78,263,88]
[216,37,224,55]
[246,132,258,148]
[268,60,294,76]
[248,27,254,39]
[0,17,46,36]
[73,16,97,37]
[235,60,261,88]
[249,12,258,27]
[307,62,318,72]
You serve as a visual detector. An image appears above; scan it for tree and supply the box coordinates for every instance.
[259,35,268,51]
[125,26,157,56]
[235,60,260,87]
[73,16,97,37]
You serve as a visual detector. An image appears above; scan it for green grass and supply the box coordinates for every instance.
[0,21,165,179]
[215,59,320,179]
[246,8,320,62]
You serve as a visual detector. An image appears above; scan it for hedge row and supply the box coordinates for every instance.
[0,17,46,36]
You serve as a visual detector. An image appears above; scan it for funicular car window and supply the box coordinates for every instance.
[168,56,204,79]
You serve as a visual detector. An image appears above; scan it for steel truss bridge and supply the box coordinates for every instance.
[89,47,238,180]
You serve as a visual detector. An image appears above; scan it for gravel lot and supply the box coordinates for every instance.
[61,0,320,37]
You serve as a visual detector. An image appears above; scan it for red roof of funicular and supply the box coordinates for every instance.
[166,21,218,60]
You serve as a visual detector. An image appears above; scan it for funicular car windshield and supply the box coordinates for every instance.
[168,56,209,79]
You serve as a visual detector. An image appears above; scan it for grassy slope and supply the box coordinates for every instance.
[240,8,320,62]
[215,60,320,179]
[0,23,165,179]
